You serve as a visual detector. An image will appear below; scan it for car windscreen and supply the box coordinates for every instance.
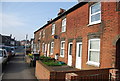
[2,47,11,52]
[11,48,14,50]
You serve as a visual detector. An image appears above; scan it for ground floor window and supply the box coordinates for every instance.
[60,41,65,57]
[87,38,100,67]
[50,42,54,55]
[42,43,45,53]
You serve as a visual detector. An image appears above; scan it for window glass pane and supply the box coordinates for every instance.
[51,42,54,54]
[89,51,99,62]
[61,42,65,48]
[78,44,82,57]
[62,18,66,32]
[91,3,100,14]
[51,48,53,53]
[90,40,100,49]
[91,13,100,22]
[51,43,53,47]
[61,49,64,55]
[69,44,72,55]
[62,26,64,32]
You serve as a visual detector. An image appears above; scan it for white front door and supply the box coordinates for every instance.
[44,44,47,56]
[68,42,73,66]
[75,42,82,69]
[47,44,50,57]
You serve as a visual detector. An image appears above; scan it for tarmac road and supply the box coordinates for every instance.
[2,46,38,81]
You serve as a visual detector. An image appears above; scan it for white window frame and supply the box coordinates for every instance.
[89,2,101,25]
[51,24,55,35]
[43,30,45,38]
[87,39,100,67]
[60,41,65,57]
[39,32,41,39]
[42,43,45,53]
[50,42,54,55]
[61,18,66,32]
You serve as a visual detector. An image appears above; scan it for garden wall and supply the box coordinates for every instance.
[35,60,111,81]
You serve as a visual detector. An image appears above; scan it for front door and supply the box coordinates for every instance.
[44,44,47,56]
[75,42,82,69]
[68,42,73,66]
[47,44,50,57]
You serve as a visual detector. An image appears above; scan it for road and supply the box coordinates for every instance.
[2,46,38,81]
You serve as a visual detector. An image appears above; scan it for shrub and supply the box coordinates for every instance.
[28,53,33,59]
[39,56,66,66]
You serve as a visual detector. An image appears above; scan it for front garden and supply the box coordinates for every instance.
[27,53,66,66]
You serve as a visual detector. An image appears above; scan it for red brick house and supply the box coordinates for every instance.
[34,1,120,79]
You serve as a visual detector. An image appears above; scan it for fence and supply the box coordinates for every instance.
[79,73,112,81]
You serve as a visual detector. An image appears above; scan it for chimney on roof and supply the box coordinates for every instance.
[57,8,66,16]
[10,34,12,37]
[47,19,52,23]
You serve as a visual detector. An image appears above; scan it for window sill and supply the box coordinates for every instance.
[86,61,100,67]
[60,55,64,58]
[87,21,101,26]
[50,53,53,55]
[51,34,54,36]
[61,31,66,33]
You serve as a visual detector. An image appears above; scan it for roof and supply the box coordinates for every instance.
[34,2,87,34]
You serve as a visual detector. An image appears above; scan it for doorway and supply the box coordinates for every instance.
[116,38,120,79]
[68,42,73,66]
[116,38,120,69]
[75,42,82,69]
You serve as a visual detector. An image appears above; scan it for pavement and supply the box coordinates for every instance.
[2,46,38,81]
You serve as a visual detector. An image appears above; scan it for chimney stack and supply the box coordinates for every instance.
[57,8,66,16]
[47,19,52,23]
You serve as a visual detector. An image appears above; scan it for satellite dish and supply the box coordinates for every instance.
[54,35,58,39]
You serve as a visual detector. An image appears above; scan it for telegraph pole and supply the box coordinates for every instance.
[25,34,28,57]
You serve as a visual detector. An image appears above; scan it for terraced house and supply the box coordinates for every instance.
[34,1,120,79]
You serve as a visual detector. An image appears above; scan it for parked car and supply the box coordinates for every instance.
[0,48,8,66]
[11,47,16,56]
[0,48,8,81]
[0,46,12,60]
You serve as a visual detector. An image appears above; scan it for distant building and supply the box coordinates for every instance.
[0,34,16,46]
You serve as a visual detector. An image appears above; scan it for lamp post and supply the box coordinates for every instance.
[25,34,28,56]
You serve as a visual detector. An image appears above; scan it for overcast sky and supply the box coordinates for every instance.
[0,0,77,41]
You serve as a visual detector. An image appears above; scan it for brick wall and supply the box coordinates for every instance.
[34,2,120,70]
[35,60,110,81]
[35,61,51,80]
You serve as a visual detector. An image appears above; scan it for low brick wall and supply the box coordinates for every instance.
[35,61,56,81]
[35,60,110,81]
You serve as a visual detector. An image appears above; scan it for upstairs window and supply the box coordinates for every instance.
[39,32,41,39]
[52,24,55,35]
[60,41,65,57]
[50,42,54,55]
[61,18,66,32]
[89,3,101,25]
[87,39,100,67]
[43,30,45,38]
